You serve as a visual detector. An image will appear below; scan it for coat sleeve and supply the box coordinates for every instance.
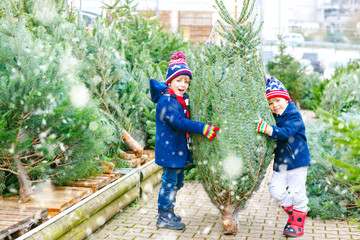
[157,97,205,134]
[270,112,303,140]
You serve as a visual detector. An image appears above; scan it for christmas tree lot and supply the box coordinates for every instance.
[190,0,275,233]
[0,0,359,236]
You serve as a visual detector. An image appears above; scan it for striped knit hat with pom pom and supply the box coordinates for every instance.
[265,76,290,101]
[165,52,192,85]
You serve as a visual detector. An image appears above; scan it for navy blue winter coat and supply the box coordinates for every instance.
[269,101,311,172]
[149,78,206,168]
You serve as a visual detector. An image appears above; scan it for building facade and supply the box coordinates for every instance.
[68,0,360,43]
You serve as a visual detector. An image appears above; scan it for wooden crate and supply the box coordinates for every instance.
[180,25,213,42]
[178,11,213,42]
[0,205,48,239]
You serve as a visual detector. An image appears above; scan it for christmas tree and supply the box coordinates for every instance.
[190,0,275,233]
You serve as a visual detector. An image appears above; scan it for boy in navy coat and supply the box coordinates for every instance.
[255,77,311,237]
[150,52,219,230]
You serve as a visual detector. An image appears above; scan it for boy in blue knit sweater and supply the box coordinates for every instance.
[256,77,311,237]
[150,52,219,230]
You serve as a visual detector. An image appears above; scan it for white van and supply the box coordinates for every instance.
[283,33,305,46]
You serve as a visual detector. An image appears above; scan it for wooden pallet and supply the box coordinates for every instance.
[67,171,122,193]
[0,205,48,239]
[0,161,150,239]
[0,186,92,218]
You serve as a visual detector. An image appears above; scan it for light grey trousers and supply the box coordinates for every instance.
[268,166,309,212]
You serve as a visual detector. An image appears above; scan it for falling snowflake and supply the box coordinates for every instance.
[223,155,243,177]
[70,85,90,108]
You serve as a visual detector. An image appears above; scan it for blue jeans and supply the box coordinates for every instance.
[158,167,184,211]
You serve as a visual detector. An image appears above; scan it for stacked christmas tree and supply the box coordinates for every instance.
[0,0,111,201]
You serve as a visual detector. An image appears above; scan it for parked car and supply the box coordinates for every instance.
[301,52,324,74]
[284,33,305,46]
[298,59,314,74]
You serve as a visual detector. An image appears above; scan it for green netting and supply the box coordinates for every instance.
[189,0,275,232]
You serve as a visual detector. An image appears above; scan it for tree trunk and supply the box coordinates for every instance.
[221,205,238,234]
[13,156,33,202]
[117,148,135,160]
[122,129,143,157]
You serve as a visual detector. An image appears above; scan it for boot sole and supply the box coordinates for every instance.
[156,223,186,230]
[283,232,304,237]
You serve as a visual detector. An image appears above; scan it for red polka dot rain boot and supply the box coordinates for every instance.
[283,209,307,237]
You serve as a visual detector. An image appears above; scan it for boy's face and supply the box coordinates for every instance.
[168,75,190,97]
[268,97,289,115]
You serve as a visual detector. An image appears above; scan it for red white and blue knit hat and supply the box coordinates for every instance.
[265,77,290,101]
[165,52,192,85]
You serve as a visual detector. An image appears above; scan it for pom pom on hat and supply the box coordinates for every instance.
[165,52,192,85]
[265,77,290,101]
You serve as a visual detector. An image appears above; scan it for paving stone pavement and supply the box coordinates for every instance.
[87,166,360,240]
